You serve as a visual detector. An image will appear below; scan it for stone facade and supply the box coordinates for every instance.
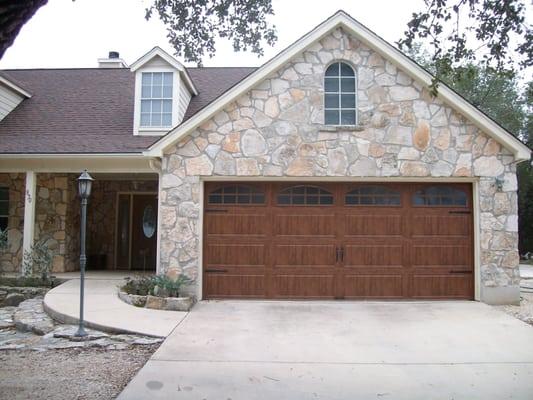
[158,28,521,303]
[0,173,25,272]
[1,173,157,273]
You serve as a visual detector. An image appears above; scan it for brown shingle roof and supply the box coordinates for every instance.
[0,66,256,154]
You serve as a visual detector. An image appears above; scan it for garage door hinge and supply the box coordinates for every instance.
[205,209,228,213]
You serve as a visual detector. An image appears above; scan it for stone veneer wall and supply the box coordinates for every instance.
[158,28,521,303]
[1,173,158,273]
[0,173,25,273]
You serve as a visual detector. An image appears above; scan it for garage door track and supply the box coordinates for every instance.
[118,301,533,399]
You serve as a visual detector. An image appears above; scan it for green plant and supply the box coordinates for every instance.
[22,239,53,281]
[121,275,155,296]
[152,274,193,298]
[121,273,193,298]
[0,229,7,251]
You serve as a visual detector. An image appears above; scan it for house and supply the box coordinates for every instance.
[0,11,530,305]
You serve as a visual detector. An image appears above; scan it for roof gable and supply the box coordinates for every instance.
[130,46,198,95]
[146,10,530,161]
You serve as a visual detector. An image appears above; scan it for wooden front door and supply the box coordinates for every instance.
[115,193,158,271]
[203,182,474,300]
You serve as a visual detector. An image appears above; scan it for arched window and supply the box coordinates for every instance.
[277,185,334,206]
[412,186,467,207]
[345,186,401,206]
[324,62,357,126]
[208,185,265,205]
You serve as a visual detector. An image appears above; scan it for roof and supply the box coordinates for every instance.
[0,66,255,154]
[146,10,531,161]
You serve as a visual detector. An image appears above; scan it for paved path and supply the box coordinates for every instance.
[520,264,533,279]
[44,273,186,337]
[119,300,533,400]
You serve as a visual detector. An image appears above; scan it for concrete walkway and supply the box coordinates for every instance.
[44,273,186,337]
[119,300,533,400]
[520,263,533,279]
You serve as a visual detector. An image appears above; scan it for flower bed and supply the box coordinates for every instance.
[117,274,194,311]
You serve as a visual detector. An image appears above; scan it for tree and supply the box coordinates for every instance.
[409,43,532,254]
[398,0,532,95]
[145,0,277,65]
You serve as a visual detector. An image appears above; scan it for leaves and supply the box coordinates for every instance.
[398,0,532,94]
[146,0,277,64]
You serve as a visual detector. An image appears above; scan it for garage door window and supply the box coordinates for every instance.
[277,185,333,205]
[345,186,401,206]
[208,185,265,205]
[412,186,467,206]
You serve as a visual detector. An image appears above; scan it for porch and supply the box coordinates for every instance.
[0,169,160,275]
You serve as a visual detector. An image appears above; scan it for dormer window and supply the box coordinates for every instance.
[131,47,198,136]
[140,72,173,127]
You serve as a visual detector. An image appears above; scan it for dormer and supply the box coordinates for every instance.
[130,47,198,136]
[0,73,31,122]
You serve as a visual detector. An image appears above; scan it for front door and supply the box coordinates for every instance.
[116,193,158,271]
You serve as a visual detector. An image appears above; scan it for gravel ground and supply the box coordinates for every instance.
[0,345,158,400]
[495,287,533,326]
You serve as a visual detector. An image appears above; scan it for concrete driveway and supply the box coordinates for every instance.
[119,301,533,400]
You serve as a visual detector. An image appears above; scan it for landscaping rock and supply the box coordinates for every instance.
[0,306,16,329]
[51,325,109,341]
[145,295,166,310]
[4,293,25,307]
[165,297,193,312]
[13,298,55,335]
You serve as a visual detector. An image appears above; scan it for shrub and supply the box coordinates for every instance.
[0,229,7,251]
[22,239,53,282]
[121,273,193,298]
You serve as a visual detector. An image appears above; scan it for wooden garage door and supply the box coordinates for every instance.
[203,182,474,300]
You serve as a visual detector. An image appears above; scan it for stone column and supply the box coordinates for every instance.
[22,171,36,276]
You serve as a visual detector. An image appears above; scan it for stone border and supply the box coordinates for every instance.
[117,290,193,312]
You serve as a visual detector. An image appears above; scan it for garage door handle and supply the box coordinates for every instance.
[205,269,228,273]
[449,270,473,274]
[449,210,471,214]
[205,209,228,213]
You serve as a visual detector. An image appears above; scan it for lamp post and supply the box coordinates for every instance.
[75,169,94,337]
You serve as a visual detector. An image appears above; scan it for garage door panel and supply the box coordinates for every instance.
[343,275,404,298]
[412,245,471,267]
[344,244,404,267]
[274,214,336,237]
[206,244,265,266]
[411,274,473,299]
[344,215,403,237]
[203,182,474,300]
[274,244,336,266]
[274,275,335,298]
[206,213,268,236]
[411,215,471,237]
[204,274,265,298]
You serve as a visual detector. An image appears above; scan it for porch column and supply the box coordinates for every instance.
[22,171,36,275]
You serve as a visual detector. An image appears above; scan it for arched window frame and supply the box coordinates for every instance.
[324,61,357,126]
[277,185,334,206]
[345,185,401,206]
[412,186,468,207]
[207,184,265,205]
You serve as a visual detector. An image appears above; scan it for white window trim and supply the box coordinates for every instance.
[324,62,358,126]
[133,65,181,136]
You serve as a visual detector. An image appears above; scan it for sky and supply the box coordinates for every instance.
[0,0,427,70]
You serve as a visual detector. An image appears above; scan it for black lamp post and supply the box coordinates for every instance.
[75,169,94,337]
